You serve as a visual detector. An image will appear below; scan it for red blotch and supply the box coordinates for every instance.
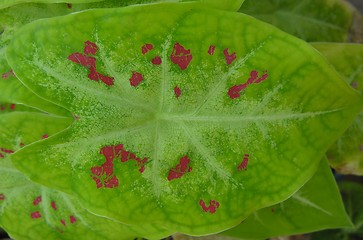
[271,208,276,213]
[68,41,114,86]
[208,45,215,55]
[0,148,14,154]
[174,86,182,98]
[20,142,25,147]
[223,48,236,65]
[0,193,5,201]
[151,56,162,65]
[142,43,154,55]
[60,219,66,226]
[33,196,42,205]
[237,154,250,171]
[10,104,15,110]
[167,156,192,181]
[199,199,220,214]
[129,71,144,87]
[84,41,98,55]
[42,134,49,139]
[31,211,42,219]
[170,43,193,70]
[1,73,8,79]
[0,103,16,112]
[90,144,148,188]
[66,3,72,8]
[70,215,77,224]
[228,70,268,99]
[51,201,57,210]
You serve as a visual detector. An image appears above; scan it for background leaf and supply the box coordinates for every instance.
[312,43,363,175]
[239,0,355,42]
[7,2,363,235]
[0,0,104,9]
[219,158,352,239]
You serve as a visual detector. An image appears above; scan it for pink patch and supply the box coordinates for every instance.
[1,73,8,79]
[70,215,77,224]
[170,43,192,70]
[68,41,114,86]
[208,45,215,55]
[151,56,162,65]
[142,43,154,55]
[237,154,250,171]
[129,71,144,87]
[51,201,57,210]
[42,134,49,139]
[228,70,268,99]
[167,156,192,181]
[33,196,42,205]
[0,153,4,158]
[31,211,42,219]
[90,144,148,188]
[199,199,220,214]
[84,41,98,55]
[223,48,236,65]
[0,193,5,201]
[174,86,182,98]
[60,219,66,226]
[10,104,16,110]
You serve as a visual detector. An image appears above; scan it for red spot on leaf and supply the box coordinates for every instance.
[60,219,66,226]
[237,154,249,171]
[90,144,148,188]
[84,41,98,55]
[0,194,5,201]
[33,196,42,205]
[51,201,57,210]
[10,104,15,110]
[271,208,276,213]
[142,43,154,55]
[70,215,77,224]
[42,134,49,139]
[170,43,192,70]
[199,199,220,214]
[174,86,182,98]
[208,45,215,55]
[223,48,236,65]
[0,147,14,158]
[167,156,192,181]
[31,211,42,219]
[0,103,16,112]
[20,142,25,147]
[68,41,114,86]
[228,70,268,99]
[151,56,162,65]
[351,81,358,89]
[66,3,72,8]
[129,71,144,87]
[1,70,15,80]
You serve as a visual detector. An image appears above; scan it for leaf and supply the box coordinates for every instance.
[239,0,355,42]
[219,158,352,239]
[312,43,363,175]
[7,2,363,235]
[197,0,245,11]
[0,106,172,240]
[310,180,363,240]
[0,0,104,9]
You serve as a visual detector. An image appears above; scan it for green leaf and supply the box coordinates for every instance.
[312,43,363,175]
[239,0,354,42]
[0,0,104,9]
[7,3,363,235]
[198,0,245,11]
[310,180,363,240]
[0,109,172,240]
[220,158,352,239]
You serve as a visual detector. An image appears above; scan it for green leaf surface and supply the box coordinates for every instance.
[0,0,104,9]
[0,116,172,240]
[312,43,363,175]
[198,0,245,11]
[7,3,363,235]
[220,158,352,239]
[310,180,363,240]
[239,0,354,42]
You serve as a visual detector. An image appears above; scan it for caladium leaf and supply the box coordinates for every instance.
[239,0,354,42]
[0,118,172,240]
[197,0,245,11]
[312,43,363,175]
[220,158,352,239]
[7,2,363,235]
